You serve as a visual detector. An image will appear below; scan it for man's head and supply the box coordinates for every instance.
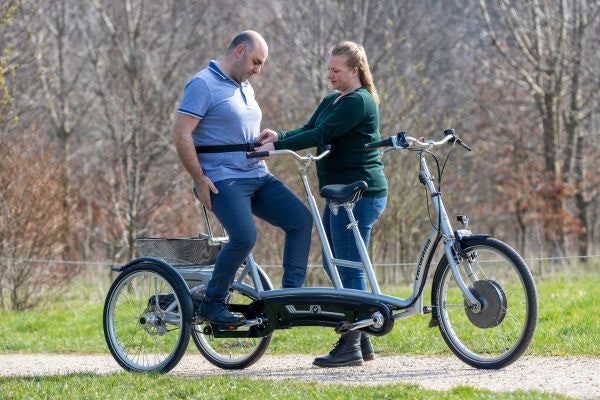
[226,31,268,83]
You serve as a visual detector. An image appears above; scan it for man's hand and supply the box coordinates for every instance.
[259,128,278,144]
[196,175,218,211]
[171,113,218,209]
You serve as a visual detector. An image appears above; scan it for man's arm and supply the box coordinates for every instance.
[171,113,218,210]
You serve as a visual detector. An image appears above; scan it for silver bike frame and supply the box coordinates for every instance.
[200,138,479,322]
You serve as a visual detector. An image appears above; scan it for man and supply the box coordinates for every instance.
[171,31,312,325]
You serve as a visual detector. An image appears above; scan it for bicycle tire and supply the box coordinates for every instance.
[431,237,537,369]
[191,266,272,369]
[103,261,193,373]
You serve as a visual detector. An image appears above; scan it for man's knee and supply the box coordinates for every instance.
[228,231,257,252]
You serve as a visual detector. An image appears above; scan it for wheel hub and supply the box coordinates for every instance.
[139,313,167,335]
[464,280,507,328]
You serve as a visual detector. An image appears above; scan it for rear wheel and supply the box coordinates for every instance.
[191,266,273,369]
[432,237,537,369]
[103,261,193,373]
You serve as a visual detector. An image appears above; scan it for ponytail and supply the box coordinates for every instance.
[330,41,379,105]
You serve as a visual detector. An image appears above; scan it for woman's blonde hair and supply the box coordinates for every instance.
[330,41,379,105]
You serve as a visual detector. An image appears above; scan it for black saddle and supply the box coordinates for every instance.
[320,181,368,203]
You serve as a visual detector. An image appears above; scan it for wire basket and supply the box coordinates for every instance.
[135,235,221,267]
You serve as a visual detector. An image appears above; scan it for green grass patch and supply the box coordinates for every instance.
[0,274,598,356]
[0,373,571,399]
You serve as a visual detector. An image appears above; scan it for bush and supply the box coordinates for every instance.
[0,131,73,310]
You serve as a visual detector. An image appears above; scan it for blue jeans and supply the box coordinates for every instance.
[205,174,312,302]
[322,195,387,290]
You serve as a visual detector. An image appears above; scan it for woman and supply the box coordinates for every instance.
[257,41,388,368]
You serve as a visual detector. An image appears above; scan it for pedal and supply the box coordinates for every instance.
[335,321,352,334]
[211,322,245,332]
[211,318,265,332]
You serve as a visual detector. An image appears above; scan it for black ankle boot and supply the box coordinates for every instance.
[313,331,363,368]
[201,300,245,325]
[361,333,375,361]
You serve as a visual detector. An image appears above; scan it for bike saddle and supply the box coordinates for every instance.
[320,181,368,203]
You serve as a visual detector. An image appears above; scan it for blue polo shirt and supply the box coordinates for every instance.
[177,61,267,183]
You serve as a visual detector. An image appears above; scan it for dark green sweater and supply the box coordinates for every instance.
[274,88,388,197]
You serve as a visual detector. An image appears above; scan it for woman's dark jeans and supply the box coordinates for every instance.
[322,195,387,290]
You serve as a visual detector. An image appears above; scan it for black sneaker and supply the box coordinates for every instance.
[201,300,245,325]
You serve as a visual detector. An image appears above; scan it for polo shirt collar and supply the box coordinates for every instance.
[208,60,249,87]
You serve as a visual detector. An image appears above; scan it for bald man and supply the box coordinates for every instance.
[172,31,312,325]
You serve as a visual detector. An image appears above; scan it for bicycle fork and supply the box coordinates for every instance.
[419,156,481,310]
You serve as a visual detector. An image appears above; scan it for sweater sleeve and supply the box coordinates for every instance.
[274,93,366,151]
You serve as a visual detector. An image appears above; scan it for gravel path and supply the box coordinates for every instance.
[1,354,598,399]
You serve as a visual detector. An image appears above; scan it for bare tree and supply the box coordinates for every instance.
[19,0,94,258]
[0,0,21,126]
[79,0,236,262]
[477,0,600,257]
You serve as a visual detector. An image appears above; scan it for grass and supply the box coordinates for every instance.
[0,374,572,399]
[1,273,598,356]
[0,272,594,400]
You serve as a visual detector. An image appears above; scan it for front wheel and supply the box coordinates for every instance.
[103,261,193,373]
[431,237,537,369]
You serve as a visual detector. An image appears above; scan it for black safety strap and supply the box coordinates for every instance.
[195,142,260,154]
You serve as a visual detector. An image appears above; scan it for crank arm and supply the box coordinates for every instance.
[337,311,385,333]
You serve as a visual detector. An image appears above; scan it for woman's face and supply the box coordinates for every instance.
[326,54,357,92]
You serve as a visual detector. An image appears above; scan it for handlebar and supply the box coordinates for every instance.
[364,136,397,150]
[247,145,332,162]
[364,129,472,152]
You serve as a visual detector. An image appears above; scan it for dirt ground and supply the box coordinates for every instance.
[1,354,599,398]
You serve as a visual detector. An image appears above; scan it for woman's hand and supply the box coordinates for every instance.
[255,142,275,152]
[259,129,278,144]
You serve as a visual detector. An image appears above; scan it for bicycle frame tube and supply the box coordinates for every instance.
[299,172,343,289]
[418,154,479,306]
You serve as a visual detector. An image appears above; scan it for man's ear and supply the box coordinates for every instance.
[235,44,246,59]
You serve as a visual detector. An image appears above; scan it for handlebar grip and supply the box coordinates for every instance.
[443,128,472,151]
[364,137,393,149]
[246,151,270,158]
